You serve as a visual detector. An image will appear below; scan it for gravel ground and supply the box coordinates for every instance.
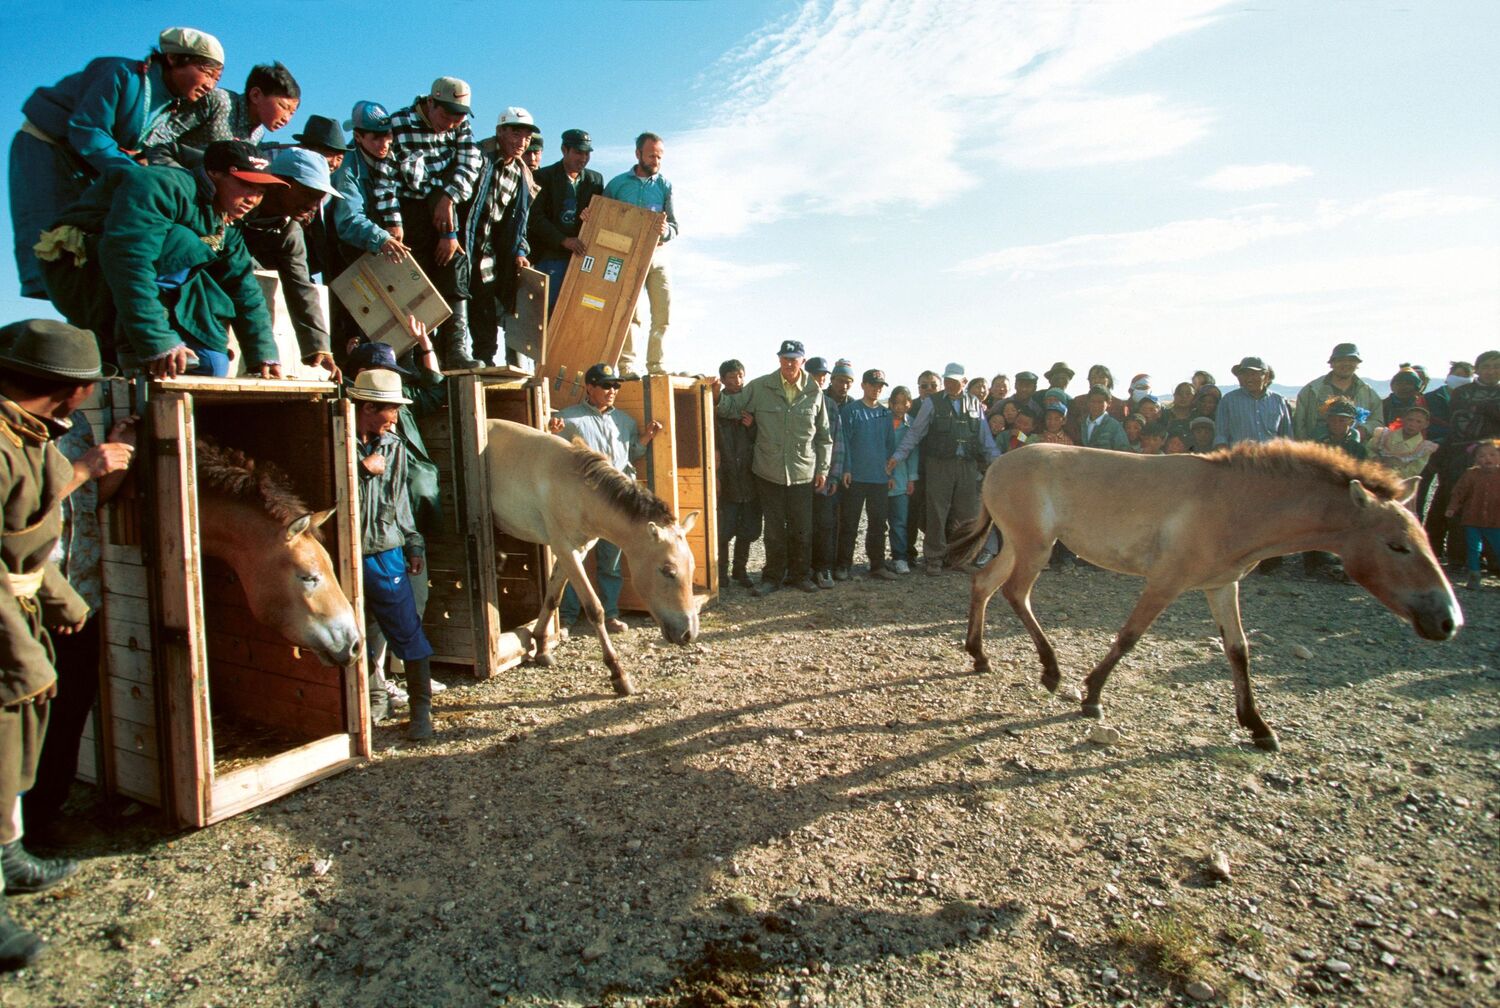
[6,553,1498,1007]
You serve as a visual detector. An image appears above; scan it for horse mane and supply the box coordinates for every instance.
[196,437,316,527]
[1206,439,1405,501]
[568,440,676,525]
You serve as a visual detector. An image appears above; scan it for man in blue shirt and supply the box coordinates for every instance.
[605,132,677,376]
[547,362,662,631]
[838,369,898,580]
[1213,357,1292,447]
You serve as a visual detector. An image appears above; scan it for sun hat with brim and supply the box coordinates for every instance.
[204,140,287,187]
[158,27,224,64]
[1045,361,1074,380]
[0,319,112,381]
[346,368,411,405]
[292,115,350,152]
[1230,356,1268,375]
[269,148,341,199]
[1328,343,1362,363]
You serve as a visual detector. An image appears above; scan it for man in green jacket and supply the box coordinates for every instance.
[37,140,287,379]
[0,321,115,971]
[1292,342,1382,442]
[717,339,831,596]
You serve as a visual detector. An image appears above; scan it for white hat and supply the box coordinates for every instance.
[942,362,966,382]
[158,27,224,64]
[346,369,411,405]
[496,107,539,133]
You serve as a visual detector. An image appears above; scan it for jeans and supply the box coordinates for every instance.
[756,477,814,583]
[888,494,910,561]
[812,491,840,572]
[718,497,762,575]
[534,257,568,313]
[561,540,623,623]
[1464,526,1500,572]
[838,481,890,570]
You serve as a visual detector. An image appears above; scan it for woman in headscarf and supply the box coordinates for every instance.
[9,27,224,298]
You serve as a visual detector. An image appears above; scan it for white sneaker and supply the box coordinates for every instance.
[431,679,447,694]
[890,559,911,575]
[386,681,409,705]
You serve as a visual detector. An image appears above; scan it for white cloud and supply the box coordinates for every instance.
[1200,163,1314,191]
[672,0,1231,239]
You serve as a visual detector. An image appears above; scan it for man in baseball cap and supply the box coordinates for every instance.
[530,128,604,311]
[836,366,899,581]
[377,80,483,368]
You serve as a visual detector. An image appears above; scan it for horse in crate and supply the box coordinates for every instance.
[195,439,363,667]
[949,441,1461,751]
[484,419,700,696]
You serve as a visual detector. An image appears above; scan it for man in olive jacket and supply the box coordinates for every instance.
[0,321,116,970]
[717,339,831,596]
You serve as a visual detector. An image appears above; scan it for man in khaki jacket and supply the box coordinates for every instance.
[717,339,831,596]
[0,320,121,970]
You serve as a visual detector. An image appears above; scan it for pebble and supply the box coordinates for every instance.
[1290,644,1314,660]
[1100,967,1119,985]
[1295,948,1319,962]
[1185,979,1216,1001]
[1088,725,1121,746]
[581,940,608,962]
[1208,850,1232,882]
[724,893,760,915]
[1324,959,1352,975]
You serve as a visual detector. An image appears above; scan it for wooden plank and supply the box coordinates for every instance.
[151,375,334,397]
[328,253,452,353]
[543,197,663,410]
[110,715,159,761]
[452,376,501,676]
[111,746,162,804]
[100,560,149,599]
[505,267,549,363]
[206,734,359,825]
[329,399,370,759]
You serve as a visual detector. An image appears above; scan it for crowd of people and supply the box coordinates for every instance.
[712,344,1500,595]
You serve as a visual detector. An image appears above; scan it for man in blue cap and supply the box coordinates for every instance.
[719,340,832,595]
[546,363,662,630]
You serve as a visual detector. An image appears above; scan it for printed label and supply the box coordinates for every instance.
[580,294,606,312]
[580,255,595,273]
[603,256,624,283]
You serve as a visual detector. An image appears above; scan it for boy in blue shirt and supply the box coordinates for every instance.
[837,369,898,580]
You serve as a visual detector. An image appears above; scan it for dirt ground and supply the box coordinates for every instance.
[6,554,1498,1007]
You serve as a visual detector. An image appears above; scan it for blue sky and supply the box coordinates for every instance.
[2,0,1496,389]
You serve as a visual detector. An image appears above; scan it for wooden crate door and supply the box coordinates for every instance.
[449,377,503,675]
[330,399,370,755]
[148,393,213,827]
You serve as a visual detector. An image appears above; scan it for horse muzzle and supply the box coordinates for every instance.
[658,611,699,645]
[1408,590,1463,641]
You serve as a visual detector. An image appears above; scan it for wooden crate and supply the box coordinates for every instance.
[606,374,719,613]
[97,377,368,827]
[414,370,557,678]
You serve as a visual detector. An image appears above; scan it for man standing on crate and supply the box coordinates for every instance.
[463,107,539,370]
[605,132,677,377]
[546,363,662,633]
[0,320,123,971]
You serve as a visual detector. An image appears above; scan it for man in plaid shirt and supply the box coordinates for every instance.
[370,76,483,369]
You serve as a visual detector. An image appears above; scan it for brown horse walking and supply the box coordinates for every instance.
[949,441,1462,750]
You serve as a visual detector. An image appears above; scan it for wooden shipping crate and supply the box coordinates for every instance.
[97,377,368,828]
[414,370,557,678]
[606,374,719,613]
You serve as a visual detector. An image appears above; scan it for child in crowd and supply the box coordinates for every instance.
[1002,406,1039,452]
[1121,414,1144,451]
[1366,404,1438,480]
[1164,432,1190,454]
[1135,395,1162,427]
[886,386,918,574]
[1138,421,1167,455]
[1382,367,1426,425]
[1039,401,1074,445]
[1446,438,1500,590]
[1188,416,1217,453]
[1318,398,1367,459]
[1192,386,1222,419]
[967,376,988,403]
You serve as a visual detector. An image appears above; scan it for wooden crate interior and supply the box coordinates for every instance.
[187,401,350,772]
[483,385,548,633]
[412,398,468,665]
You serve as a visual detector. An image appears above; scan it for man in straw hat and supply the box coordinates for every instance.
[348,369,436,740]
[0,320,129,970]
[1213,356,1291,447]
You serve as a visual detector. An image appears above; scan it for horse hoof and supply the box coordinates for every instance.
[612,676,638,697]
[1081,703,1102,719]
[1254,733,1280,753]
[532,653,556,668]
[973,660,990,676]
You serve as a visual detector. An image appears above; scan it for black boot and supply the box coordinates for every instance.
[405,658,434,741]
[732,539,755,587]
[0,841,78,895]
[440,302,480,370]
[0,897,44,972]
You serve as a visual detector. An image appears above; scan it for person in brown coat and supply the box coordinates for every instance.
[1445,438,1500,590]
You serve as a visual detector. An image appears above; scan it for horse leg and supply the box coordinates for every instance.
[966,538,1015,674]
[529,563,574,667]
[1204,582,1278,751]
[550,547,634,696]
[1080,584,1177,719]
[999,542,1063,693]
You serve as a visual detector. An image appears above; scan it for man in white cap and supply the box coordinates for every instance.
[887,362,998,575]
[371,78,483,369]
[463,107,540,368]
[348,369,437,740]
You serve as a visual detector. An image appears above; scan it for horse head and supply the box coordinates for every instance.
[622,511,701,645]
[1337,478,1462,641]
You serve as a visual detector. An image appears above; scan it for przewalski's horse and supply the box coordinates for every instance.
[484,419,700,695]
[196,439,363,667]
[950,441,1461,751]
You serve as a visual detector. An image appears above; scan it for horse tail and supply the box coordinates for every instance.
[947,499,994,567]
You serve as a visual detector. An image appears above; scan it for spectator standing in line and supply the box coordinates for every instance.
[838,368,898,581]
[1038,401,1075,445]
[547,363,662,632]
[713,358,760,589]
[1192,385,1223,419]
[1445,438,1500,590]
[904,370,940,566]
[1077,385,1132,450]
[808,357,847,588]
[529,129,603,313]
[1432,350,1500,567]
[1163,381,1196,438]
[1367,405,1438,481]
[1213,357,1291,447]
[1318,399,1368,460]
[1191,370,1217,393]
[370,78,483,370]
[1293,342,1382,442]
[176,60,299,148]
[606,132,677,376]
[889,362,997,576]
[1033,362,1075,412]
[11,27,226,299]
[1121,414,1145,451]
[1382,367,1427,425]
[720,340,831,596]
[38,140,287,378]
[464,107,538,369]
[1189,416,1218,453]
[1008,371,1039,411]
[1419,360,1473,550]
[986,374,1009,411]
[886,385,918,574]
[1138,421,1168,455]
[1425,360,1472,445]
[1001,404,1039,453]
[523,135,543,173]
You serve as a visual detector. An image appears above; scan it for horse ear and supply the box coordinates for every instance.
[1348,479,1378,509]
[286,514,312,541]
[311,507,336,529]
[646,521,665,541]
[1397,476,1420,507]
[679,510,699,533]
